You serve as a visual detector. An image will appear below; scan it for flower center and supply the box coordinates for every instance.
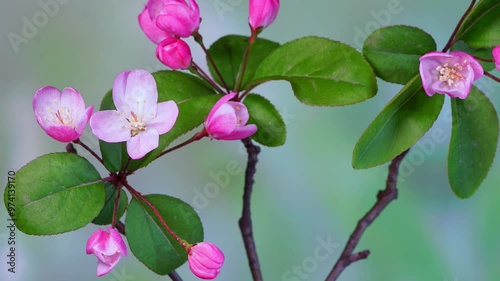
[127,111,147,137]
[46,104,74,127]
[436,61,467,87]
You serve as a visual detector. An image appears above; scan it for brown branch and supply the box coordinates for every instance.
[238,137,263,281]
[325,149,410,281]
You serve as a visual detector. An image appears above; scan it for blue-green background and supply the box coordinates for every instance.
[1,0,499,280]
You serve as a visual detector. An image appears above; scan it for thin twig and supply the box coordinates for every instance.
[485,72,500,83]
[168,271,183,281]
[325,149,410,281]
[442,0,476,52]
[238,138,263,281]
[114,221,183,281]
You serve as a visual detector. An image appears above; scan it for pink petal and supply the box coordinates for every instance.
[43,125,81,142]
[217,124,258,140]
[138,5,173,44]
[206,92,236,124]
[147,100,179,135]
[108,227,128,256]
[127,129,160,159]
[75,106,94,135]
[493,45,500,71]
[86,229,105,254]
[112,70,158,118]
[155,0,200,38]
[205,103,237,137]
[33,86,63,130]
[96,260,116,277]
[227,101,250,125]
[90,110,131,143]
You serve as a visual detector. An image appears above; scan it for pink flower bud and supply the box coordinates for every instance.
[32,86,93,142]
[419,51,483,99]
[493,45,500,71]
[86,227,128,277]
[248,0,280,31]
[204,92,257,140]
[187,242,225,280]
[156,38,192,70]
[138,5,173,44]
[147,0,200,38]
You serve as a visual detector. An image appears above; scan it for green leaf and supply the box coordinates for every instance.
[3,153,105,235]
[363,25,437,84]
[451,41,495,71]
[99,71,219,173]
[92,182,128,225]
[243,94,286,147]
[352,76,445,169]
[448,87,499,198]
[126,194,203,275]
[455,0,500,48]
[207,35,280,90]
[252,36,377,106]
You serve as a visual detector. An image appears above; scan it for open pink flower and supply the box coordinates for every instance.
[90,69,179,160]
[33,86,93,142]
[204,92,257,140]
[493,45,500,71]
[249,0,280,31]
[156,38,192,70]
[86,227,127,277]
[147,0,200,38]
[419,51,483,99]
[187,242,224,280]
[138,4,173,44]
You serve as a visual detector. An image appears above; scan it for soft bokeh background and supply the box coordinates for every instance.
[1,0,499,280]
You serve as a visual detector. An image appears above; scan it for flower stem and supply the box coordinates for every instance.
[442,0,476,52]
[473,56,494,63]
[190,62,226,95]
[73,138,104,165]
[156,130,207,160]
[124,182,188,249]
[484,72,500,83]
[111,182,123,228]
[234,30,257,93]
[193,32,230,92]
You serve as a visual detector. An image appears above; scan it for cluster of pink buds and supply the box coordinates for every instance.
[31,0,283,279]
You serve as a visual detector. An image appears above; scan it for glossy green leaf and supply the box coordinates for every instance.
[207,35,279,90]
[455,0,500,48]
[99,71,218,173]
[363,25,436,84]
[352,76,445,169]
[243,93,286,147]
[448,87,499,198]
[451,41,495,71]
[92,182,128,225]
[3,153,105,235]
[252,36,377,106]
[126,194,203,275]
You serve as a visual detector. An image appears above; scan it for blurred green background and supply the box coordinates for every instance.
[1,0,499,280]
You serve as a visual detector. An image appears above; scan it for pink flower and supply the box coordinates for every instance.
[90,69,179,160]
[419,51,483,99]
[147,0,200,38]
[156,38,192,70]
[86,227,127,277]
[138,5,173,44]
[187,242,225,280]
[249,0,280,31]
[493,45,500,71]
[204,92,257,140]
[33,86,93,142]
